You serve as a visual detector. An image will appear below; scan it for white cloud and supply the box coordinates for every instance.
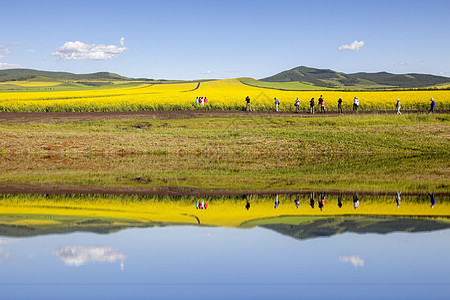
[2,48,11,55]
[26,49,36,53]
[53,246,126,270]
[201,70,213,74]
[52,37,128,60]
[339,255,365,267]
[0,62,23,69]
[394,62,409,67]
[339,40,365,51]
[0,247,11,262]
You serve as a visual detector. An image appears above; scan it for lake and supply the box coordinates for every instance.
[0,193,449,299]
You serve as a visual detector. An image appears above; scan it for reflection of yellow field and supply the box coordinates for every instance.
[0,195,448,228]
[1,79,449,111]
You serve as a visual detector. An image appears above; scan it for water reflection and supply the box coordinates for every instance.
[295,194,300,209]
[53,246,126,270]
[396,192,401,208]
[353,195,360,209]
[0,193,448,239]
[430,192,436,208]
[339,255,365,267]
[0,225,449,299]
[338,193,343,208]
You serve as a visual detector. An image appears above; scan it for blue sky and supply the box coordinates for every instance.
[1,0,449,80]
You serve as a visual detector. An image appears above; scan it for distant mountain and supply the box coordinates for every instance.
[0,68,131,82]
[261,66,450,89]
[262,216,450,240]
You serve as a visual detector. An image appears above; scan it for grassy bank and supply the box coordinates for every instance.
[1,113,449,193]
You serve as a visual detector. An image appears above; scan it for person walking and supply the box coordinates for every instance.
[353,97,359,112]
[310,97,315,114]
[320,98,326,113]
[338,98,343,113]
[396,98,401,114]
[274,98,279,112]
[318,95,324,113]
[195,97,199,105]
[295,97,300,113]
[429,98,435,114]
[245,96,252,112]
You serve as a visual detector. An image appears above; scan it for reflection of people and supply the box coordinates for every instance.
[429,192,436,208]
[246,194,252,210]
[196,201,199,209]
[310,192,315,209]
[246,96,252,112]
[396,192,401,208]
[353,195,359,209]
[295,194,300,209]
[338,193,343,208]
[319,193,325,211]
[274,194,280,209]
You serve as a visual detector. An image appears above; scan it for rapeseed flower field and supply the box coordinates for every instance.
[0,79,448,112]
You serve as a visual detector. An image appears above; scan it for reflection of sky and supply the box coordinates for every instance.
[339,255,365,267]
[53,246,125,270]
[0,227,449,299]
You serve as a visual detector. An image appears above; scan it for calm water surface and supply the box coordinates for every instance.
[1,225,449,299]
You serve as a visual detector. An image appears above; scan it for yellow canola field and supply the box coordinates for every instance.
[0,194,448,228]
[0,79,448,112]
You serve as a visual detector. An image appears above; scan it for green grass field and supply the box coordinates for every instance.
[1,113,448,193]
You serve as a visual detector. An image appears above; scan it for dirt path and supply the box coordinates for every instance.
[0,109,446,124]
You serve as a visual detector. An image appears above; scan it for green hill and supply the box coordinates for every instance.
[0,68,130,82]
[261,66,450,90]
[261,216,450,240]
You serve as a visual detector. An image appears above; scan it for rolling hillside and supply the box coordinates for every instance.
[0,68,131,82]
[261,66,450,89]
